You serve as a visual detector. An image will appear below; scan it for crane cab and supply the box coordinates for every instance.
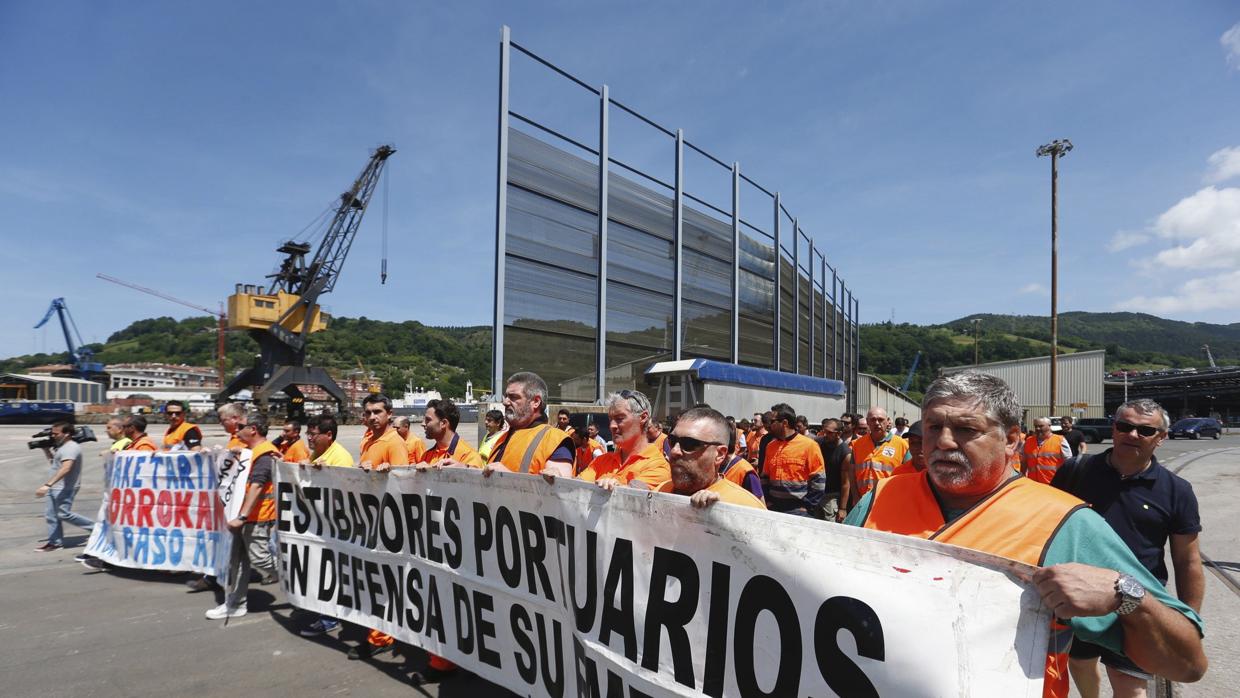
[227,285,329,334]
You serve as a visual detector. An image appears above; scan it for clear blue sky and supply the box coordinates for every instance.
[3,1,1238,358]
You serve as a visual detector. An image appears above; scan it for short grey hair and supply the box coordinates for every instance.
[1033,417,1051,427]
[217,402,245,419]
[1116,398,1170,431]
[922,371,1022,430]
[506,372,548,403]
[605,389,651,416]
[394,416,411,428]
[676,406,731,444]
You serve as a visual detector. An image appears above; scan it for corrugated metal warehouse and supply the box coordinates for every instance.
[941,350,1105,422]
[0,373,106,404]
[856,373,921,422]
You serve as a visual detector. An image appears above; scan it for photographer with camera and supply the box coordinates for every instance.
[33,421,96,553]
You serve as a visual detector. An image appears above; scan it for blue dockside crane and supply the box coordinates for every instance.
[33,298,105,379]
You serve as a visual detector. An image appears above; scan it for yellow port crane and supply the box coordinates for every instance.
[217,144,396,414]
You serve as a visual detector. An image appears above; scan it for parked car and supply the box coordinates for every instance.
[1168,418,1223,440]
[1073,418,1114,444]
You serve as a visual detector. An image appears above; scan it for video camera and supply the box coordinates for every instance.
[27,425,98,450]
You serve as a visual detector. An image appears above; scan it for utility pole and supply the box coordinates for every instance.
[972,318,981,365]
[1037,139,1073,417]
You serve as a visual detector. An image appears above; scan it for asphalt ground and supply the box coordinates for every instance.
[1,424,1236,697]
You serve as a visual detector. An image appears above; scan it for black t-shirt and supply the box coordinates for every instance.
[816,438,851,495]
[1050,449,1201,584]
[1062,428,1085,457]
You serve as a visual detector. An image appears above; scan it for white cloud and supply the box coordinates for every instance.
[1205,146,1240,183]
[1019,282,1048,295]
[1118,269,1240,315]
[1107,230,1150,252]
[1224,22,1240,70]
[1116,183,1240,315]
[1148,186,1240,269]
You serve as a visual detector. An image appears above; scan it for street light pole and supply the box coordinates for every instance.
[1037,139,1072,418]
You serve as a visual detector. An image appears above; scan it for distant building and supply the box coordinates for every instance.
[856,373,921,422]
[0,373,106,405]
[942,350,1105,422]
[108,363,219,390]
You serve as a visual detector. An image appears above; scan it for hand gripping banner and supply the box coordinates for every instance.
[84,450,239,577]
[274,463,1052,696]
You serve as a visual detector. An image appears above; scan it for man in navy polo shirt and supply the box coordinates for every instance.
[1051,398,1203,698]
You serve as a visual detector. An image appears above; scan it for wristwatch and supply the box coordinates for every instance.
[1115,572,1146,615]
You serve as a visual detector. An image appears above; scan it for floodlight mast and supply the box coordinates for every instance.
[1036,139,1072,418]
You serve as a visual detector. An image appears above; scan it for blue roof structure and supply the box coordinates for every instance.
[646,359,846,397]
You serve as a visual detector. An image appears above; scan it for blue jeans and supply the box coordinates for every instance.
[45,487,94,546]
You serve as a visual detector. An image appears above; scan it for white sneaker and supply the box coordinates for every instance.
[205,603,248,620]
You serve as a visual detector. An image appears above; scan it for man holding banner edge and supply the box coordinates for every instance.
[844,371,1206,695]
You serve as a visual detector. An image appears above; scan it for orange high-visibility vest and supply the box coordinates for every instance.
[126,435,158,451]
[280,438,309,463]
[720,455,758,489]
[655,478,766,509]
[1023,434,1067,484]
[851,433,908,496]
[863,472,1085,698]
[487,423,571,475]
[249,441,280,523]
[163,421,200,449]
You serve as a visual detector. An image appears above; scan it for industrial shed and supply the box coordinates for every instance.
[856,373,921,422]
[0,373,106,405]
[941,350,1105,422]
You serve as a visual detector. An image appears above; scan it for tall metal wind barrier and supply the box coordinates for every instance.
[493,26,859,403]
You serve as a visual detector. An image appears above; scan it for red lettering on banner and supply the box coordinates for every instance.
[109,488,121,524]
[121,488,136,525]
[155,490,173,527]
[195,491,214,529]
[137,489,155,527]
[174,492,194,528]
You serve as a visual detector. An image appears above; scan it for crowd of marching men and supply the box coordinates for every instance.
[53,368,1206,693]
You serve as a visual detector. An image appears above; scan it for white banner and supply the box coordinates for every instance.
[274,463,1051,697]
[84,451,232,577]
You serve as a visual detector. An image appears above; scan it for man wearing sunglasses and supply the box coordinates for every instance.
[1022,417,1072,484]
[846,373,1206,696]
[657,407,764,510]
[162,401,203,451]
[761,403,827,516]
[579,389,670,489]
[1050,399,1203,698]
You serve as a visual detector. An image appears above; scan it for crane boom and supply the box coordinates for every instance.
[1203,344,1217,369]
[900,350,922,393]
[96,273,227,387]
[96,273,222,317]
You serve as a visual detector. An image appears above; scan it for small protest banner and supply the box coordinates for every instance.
[275,463,1052,696]
[84,451,231,576]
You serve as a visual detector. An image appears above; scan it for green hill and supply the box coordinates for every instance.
[2,315,491,399]
[5,311,1235,403]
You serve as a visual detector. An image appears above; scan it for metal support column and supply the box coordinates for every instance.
[492,25,511,396]
[596,85,610,401]
[808,242,815,376]
[851,293,860,413]
[731,163,740,364]
[832,271,840,379]
[793,220,800,374]
[673,129,684,361]
[772,193,781,370]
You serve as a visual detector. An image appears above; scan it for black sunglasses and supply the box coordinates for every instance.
[1115,421,1160,438]
[667,433,724,453]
